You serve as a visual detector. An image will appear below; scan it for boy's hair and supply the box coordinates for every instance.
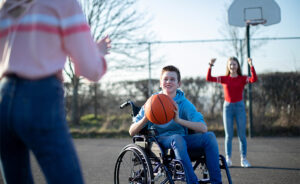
[226,56,242,76]
[161,65,181,82]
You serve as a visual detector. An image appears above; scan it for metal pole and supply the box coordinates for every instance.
[239,39,244,69]
[246,24,253,138]
[147,43,152,97]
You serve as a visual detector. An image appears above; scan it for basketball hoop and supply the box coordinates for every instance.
[246,19,267,26]
[228,0,281,27]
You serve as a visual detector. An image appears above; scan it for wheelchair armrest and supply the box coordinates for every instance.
[138,126,148,135]
[134,136,148,148]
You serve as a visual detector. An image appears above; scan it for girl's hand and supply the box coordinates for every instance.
[210,58,216,64]
[97,35,111,55]
[248,58,253,67]
[209,58,216,67]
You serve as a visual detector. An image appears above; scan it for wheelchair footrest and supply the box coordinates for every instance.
[198,178,210,184]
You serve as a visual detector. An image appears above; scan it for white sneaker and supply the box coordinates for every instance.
[226,157,232,167]
[241,158,251,168]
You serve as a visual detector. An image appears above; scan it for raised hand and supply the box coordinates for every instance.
[247,58,253,67]
[97,35,111,55]
[210,58,216,66]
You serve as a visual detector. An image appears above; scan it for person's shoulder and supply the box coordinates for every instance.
[180,97,196,110]
[38,0,82,15]
[39,0,77,5]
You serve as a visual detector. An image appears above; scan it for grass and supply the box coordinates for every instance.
[68,113,300,138]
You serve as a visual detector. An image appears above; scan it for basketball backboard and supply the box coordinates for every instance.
[228,0,281,27]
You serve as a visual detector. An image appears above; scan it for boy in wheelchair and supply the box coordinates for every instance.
[129,65,222,184]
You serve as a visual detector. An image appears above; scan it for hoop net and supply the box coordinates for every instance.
[246,19,267,26]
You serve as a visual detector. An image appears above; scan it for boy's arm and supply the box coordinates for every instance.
[175,118,207,133]
[129,116,148,136]
[174,102,207,133]
[129,106,148,136]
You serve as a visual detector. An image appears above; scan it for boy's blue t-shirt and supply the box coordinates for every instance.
[134,89,206,137]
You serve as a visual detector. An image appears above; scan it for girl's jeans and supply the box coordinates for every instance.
[223,100,247,158]
[157,132,222,184]
[0,75,84,184]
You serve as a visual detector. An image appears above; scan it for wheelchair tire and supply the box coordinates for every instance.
[114,144,154,184]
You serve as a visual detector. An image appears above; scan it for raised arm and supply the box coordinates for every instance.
[206,58,219,82]
[247,58,258,83]
[62,1,110,82]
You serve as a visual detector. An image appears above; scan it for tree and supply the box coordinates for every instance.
[208,83,223,116]
[181,77,207,110]
[218,0,267,70]
[112,79,160,104]
[64,0,152,124]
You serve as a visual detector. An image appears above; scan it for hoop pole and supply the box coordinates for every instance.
[246,24,253,138]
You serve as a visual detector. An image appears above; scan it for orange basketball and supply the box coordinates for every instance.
[144,94,176,125]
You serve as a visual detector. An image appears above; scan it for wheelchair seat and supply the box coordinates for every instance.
[114,100,233,184]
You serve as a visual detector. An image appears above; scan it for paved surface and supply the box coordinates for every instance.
[1,137,300,184]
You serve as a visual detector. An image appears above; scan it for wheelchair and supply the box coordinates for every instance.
[114,100,232,184]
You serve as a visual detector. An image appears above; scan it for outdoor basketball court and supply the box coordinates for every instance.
[0,137,297,184]
[1,1,298,184]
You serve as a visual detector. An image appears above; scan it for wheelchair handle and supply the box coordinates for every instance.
[120,101,131,109]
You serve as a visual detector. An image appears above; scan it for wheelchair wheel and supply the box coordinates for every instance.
[150,158,186,184]
[114,144,153,184]
[151,162,170,183]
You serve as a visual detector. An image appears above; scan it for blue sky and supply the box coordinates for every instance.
[104,0,300,82]
[1,0,299,82]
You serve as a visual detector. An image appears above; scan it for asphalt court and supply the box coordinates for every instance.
[1,137,299,184]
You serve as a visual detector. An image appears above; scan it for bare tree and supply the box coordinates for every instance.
[64,0,152,124]
[181,77,207,110]
[218,0,267,69]
[80,0,152,70]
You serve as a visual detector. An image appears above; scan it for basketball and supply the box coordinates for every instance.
[144,94,176,125]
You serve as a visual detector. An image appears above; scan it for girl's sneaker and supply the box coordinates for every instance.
[226,157,232,167]
[241,158,251,168]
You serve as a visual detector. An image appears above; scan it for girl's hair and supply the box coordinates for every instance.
[161,65,181,82]
[225,57,242,76]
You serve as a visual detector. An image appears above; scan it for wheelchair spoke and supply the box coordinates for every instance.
[115,148,150,184]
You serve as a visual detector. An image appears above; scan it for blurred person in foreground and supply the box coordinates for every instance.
[0,0,110,183]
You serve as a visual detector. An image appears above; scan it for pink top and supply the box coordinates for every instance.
[0,0,106,81]
[206,67,258,103]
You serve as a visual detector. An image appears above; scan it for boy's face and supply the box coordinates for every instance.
[160,71,181,95]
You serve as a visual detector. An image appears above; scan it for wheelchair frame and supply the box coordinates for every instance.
[114,100,232,184]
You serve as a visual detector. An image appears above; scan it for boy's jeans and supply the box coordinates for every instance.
[157,132,222,184]
[223,100,247,158]
[0,76,84,184]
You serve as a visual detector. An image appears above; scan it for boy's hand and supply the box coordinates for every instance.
[142,115,148,122]
[173,103,180,123]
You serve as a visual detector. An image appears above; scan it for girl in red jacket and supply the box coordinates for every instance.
[206,57,257,168]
